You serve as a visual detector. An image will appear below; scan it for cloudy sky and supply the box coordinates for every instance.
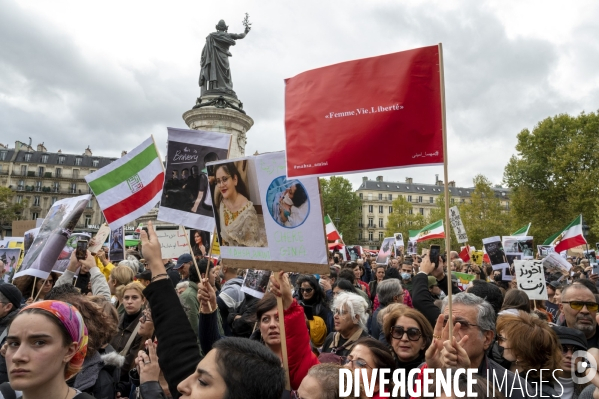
[1,0,598,190]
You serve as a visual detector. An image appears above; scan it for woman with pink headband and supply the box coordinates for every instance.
[4,300,91,399]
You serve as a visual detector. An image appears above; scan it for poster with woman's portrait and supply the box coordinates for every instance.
[482,236,509,270]
[190,229,211,258]
[109,227,125,263]
[158,127,230,231]
[206,152,329,274]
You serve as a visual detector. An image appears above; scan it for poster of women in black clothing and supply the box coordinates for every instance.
[157,128,230,232]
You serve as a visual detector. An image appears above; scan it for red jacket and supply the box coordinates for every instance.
[285,299,320,390]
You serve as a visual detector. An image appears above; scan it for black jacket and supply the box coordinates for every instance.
[144,278,201,398]
[412,272,459,329]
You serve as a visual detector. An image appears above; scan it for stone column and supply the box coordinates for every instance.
[182,94,254,158]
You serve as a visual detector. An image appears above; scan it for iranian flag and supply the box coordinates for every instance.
[324,215,342,242]
[409,220,445,243]
[545,215,587,253]
[511,223,531,236]
[86,137,164,229]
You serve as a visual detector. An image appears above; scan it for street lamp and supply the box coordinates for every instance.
[582,223,590,259]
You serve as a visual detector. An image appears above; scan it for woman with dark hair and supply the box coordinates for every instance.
[215,162,267,247]
[279,182,309,227]
[500,289,531,313]
[332,279,360,296]
[343,337,395,398]
[297,275,333,334]
[191,230,210,258]
[13,272,59,303]
[369,265,386,302]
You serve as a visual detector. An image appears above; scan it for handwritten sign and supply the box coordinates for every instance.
[543,252,572,275]
[156,227,190,259]
[449,206,468,243]
[514,259,547,300]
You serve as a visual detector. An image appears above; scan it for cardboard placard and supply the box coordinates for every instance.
[514,259,548,300]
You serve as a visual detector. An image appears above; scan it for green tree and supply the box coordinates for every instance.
[0,187,27,239]
[385,195,426,246]
[460,175,511,246]
[503,111,599,243]
[320,176,362,243]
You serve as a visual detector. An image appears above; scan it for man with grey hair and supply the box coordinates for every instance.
[369,279,404,340]
[425,292,532,399]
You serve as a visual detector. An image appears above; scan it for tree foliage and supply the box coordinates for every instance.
[0,187,27,239]
[460,175,511,246]
[503,111,599,243]
[320,176,362,243]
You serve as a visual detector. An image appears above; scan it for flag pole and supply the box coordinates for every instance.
[439,43,453,337]
[151,134,166,174]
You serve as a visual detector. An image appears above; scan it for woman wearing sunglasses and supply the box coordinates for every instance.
[382,307,433,375]
[296,275,333,335]
[343,337,395,398]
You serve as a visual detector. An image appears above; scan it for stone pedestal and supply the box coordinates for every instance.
[182,94,254,158]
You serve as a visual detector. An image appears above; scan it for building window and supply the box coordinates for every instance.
[420,208,424,215]
[359,231,363,240]
[41,154,48,163]
[31,212,39,220]
[359,193,363,199]
[24,153,32,162]
[430,197,434,203]
[53,182,59,192]
[51,197,57,204]
[378,206,383,213]
[85,215,92,226]
[73,169,79,179]
[368,218,374,227]
[388,194,392,200]
[20,165,27,175]
[378,232,384,241]
[18,180,24,190]
[418,196,423,203]
[368,231,373,241]
[368,193,372,200]
[33,196,40,206]
[0,151,6,161]
[378,218,383,228]
[407,195,412,202]
[461,199,465,203]
[87,199,93,208]
[358,220,363,227]
[451,198,455,204]
[389,206,393,213]
[75,157,82,166]
[378,193,382,200]
[58,156,65,164]
[368,205,373,213]
[35,181,42,191]
[38,166,44,177]
[55,168,62,177]
[70,183,77,194]
[16,195,23,204]
[92,159,99,167]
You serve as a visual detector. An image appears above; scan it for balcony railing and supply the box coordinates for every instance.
[10,170,84,179]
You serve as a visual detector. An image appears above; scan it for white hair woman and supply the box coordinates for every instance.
[320,292,369,358]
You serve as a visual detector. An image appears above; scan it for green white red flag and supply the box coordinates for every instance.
[86,137,164,229]
[544,215,587,253]
[324,214,342,242]
[409,220,445,243]
[511,223,531,236]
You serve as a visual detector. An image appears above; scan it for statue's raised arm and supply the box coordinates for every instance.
[199,15,251,98]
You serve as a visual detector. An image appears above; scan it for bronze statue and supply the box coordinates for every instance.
[199,14,251,98]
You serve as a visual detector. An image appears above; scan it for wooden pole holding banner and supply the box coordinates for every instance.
[31,277,37,300]
[274,273,291,391]
[33,275,49,302]
[439,43,454,338]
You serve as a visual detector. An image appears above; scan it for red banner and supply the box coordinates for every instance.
[285,45,443,178]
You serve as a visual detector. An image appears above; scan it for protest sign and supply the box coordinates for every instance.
[502,267,514,281]
[449,206,468,243]
[471,250,484,266]
[453,272,476,291]
[545,301,560,321]
[189,230,211,258]
[156,227,191,259]
[241,269,272,299]
[285,45,442,178]
[407,240,417,255]
[482,236,509,270]
[15,195,90,279]
[89,224,111,253]
[537,245,554,258]
[109,227,125,263]
[206,152,328,273]
[514,259,548,301]
[505,253,522,267]
[52,233,92,274]
[394,233,404,256]
[502,236,534,259]
[376,237,395,265]
[210,233,220,257]
[0,248,21,273]
[543,252,572,275]
[158,128,231,231]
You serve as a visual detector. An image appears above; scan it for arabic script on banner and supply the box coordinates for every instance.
[449,206,468,243]
[514,259,548,301]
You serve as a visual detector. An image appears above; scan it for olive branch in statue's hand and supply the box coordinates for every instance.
[242,13,252,33]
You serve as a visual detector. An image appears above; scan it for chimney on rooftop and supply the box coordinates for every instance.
[448,181,456,187]
[406,177,413,184]
[362,176,368,182]
[84,146,92,156]
[37,143,47,152]
[376,176,383,182]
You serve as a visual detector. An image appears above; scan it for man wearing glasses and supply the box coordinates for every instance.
[559,284,599,348]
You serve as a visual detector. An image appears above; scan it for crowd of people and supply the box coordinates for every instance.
[0,224,599,398]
